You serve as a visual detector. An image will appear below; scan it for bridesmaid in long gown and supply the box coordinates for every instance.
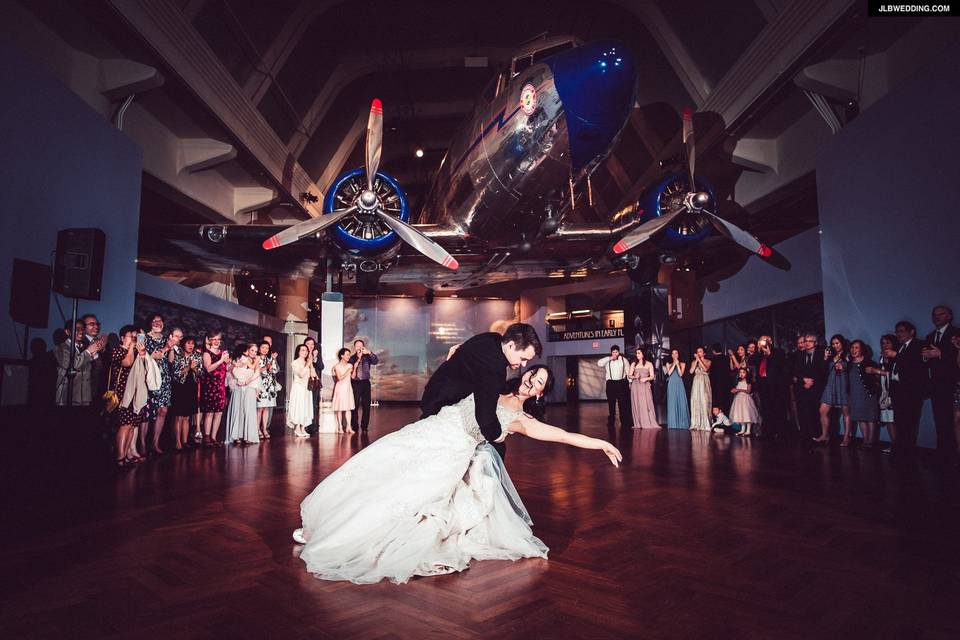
[628,348,659,428]
[225,343,261,445]
[287,344,316,438]
[688,346,713,431]
[664,349,690,429]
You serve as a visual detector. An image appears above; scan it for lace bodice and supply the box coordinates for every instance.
[441,394,523,444]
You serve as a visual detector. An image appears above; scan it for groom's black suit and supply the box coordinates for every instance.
[421,332,510,458]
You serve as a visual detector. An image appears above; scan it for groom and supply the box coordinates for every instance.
[421,323,542,458]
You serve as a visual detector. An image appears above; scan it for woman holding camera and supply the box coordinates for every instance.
[813,334,850,444]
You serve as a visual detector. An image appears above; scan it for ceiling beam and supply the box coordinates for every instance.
[244,0,351,105]
[109,0,324,217]
[288,47,513,157]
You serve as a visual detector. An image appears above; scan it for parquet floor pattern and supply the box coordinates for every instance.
[1,403,959,639]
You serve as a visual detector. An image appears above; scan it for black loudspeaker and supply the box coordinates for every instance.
[52,228,105,301]
[10,259,52,327]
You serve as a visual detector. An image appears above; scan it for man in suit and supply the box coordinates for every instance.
[348,338,379,432]
[756,335,789,439]
[792,333,827,440]
[885,321,927,458]
[80,314,106,399]
[421,323,542,459]
[923,305,959,463]
[709,343,731,413]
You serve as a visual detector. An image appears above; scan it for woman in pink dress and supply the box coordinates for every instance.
[330,347,356,434]
[628,348,659,428]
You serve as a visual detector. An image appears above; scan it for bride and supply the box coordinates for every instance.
[293,365,622,584]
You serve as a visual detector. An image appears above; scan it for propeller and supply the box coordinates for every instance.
[262,205,357,250]
[262,98,459,270]
[613,106,791,270]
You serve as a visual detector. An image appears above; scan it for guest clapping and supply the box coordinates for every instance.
[331,348,356,434]
[814,334,850,444]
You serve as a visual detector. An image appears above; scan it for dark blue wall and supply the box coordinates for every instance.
[0,39,143,358]
[817,53,960,447]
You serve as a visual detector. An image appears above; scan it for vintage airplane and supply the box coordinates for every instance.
[150,36,788,292]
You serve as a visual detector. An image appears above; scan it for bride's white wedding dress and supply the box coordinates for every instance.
[297,394,549,584]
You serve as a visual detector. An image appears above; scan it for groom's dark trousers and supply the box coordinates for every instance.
[421,332,509,459]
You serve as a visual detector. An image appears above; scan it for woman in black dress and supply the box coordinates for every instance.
[109,325,147,467]
[171,336,203,451]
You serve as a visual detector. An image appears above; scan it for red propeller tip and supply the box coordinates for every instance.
[442,256,459,270]
[370,98,383,114]
[612,240,629,254]
[682,107,693,120]
[757,244,772,258]
[262,236,279,250]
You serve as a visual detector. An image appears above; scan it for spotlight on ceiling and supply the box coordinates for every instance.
[415,148,424,158]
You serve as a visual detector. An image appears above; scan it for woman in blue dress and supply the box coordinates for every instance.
[843,339,882,448]
[813,334,850,444]
[663,348,690,429]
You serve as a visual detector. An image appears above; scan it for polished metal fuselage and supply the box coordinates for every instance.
[419,63,572,247]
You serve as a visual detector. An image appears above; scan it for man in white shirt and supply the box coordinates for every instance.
[597,345,632,428]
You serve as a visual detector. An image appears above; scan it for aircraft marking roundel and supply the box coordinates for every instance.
[520,84,538,115]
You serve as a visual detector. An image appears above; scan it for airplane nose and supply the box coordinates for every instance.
[547,41,637,175]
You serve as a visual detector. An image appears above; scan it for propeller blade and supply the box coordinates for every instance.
[365,98,383,192]
[702,211,791,270]
[682,107,696,192]
[261,206,357,250]
[374,209,459,269]
[612,206,686,254]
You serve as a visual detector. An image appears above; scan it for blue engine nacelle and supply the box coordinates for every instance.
[323,168,410,257]
[636,173,715,250]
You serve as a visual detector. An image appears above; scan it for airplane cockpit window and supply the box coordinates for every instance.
[512,55,533,77]
[531,41,573,65]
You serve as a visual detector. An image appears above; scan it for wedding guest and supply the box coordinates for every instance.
[54,320,106,406]
[80,314,107,399]
[304,337,321,433]
[877,334,897,449]
[814,334,850,444]
[923,305,959,463]
[730,368,760,437]
[709,343,730,413]
[260,334,279,430]
[331,348,356,434]
[728,344,747,379]
[109,325,147,467]
[200,331,230,446]
[171,336,202,451]
[843,340,882,448]
[256,341,280,440]
[628,348,658,428]
[225,343,261,445]
[756,335,789,439]
[287,344,315,438]
[140,315,176,455]
[793,333,827,440]
[688,345,712,431]
[597,345,631,428]
[664,348,689,428]
[348,339,379,432]
[885,321,926,458]
[951,335,960,459]
[711,406,738,435]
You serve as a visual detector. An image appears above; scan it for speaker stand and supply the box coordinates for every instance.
[65,297,79,408]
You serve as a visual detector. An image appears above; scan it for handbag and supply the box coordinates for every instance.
[101,363,121,415]
[307,374,321,391]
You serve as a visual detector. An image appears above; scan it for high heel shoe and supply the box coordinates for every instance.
[812,436,830,445]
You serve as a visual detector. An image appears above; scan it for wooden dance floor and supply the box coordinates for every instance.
[2,403,959,639]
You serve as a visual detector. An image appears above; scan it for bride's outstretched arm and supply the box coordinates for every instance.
[507,415,622,467]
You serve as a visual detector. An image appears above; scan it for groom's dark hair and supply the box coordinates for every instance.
[501,323,542,357]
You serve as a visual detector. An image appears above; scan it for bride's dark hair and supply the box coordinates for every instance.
[503,364,554,419]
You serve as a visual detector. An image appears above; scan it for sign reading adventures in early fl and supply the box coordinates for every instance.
[552,328,624,342]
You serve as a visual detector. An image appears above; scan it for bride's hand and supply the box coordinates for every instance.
[599,441,623,468]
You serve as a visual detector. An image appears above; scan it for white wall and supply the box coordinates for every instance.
[701,227,823,322]
[0,39,142,358]
[817,52,960,447]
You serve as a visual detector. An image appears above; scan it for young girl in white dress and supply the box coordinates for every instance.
[330,347,356,434]
[292,365,622,585]
[730,367,760,437]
